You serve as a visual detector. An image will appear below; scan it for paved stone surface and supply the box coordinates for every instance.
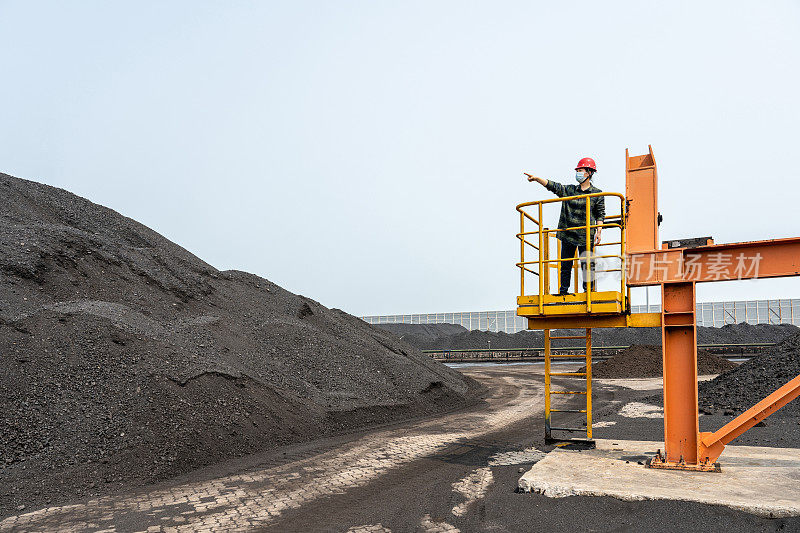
[594,375,717,391]
[419,514,460,532]
[594,377,664,390]
[619,401,663,418]
[451,468,493,517]
[0,369,543,532]
[518,439,800,518]
[345,514,465,533]
[346,524,392,532]
[487,447,546,466]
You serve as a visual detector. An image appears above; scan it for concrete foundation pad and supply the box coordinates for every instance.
[518,439,800,517]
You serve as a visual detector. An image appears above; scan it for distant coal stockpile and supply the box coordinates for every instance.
[379,323,468,343]
[377,322,799,350]
[0,173,477,512]
[578,344,737,379]
[698,332,800,417]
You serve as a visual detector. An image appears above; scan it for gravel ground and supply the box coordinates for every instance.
[5,365,796,532]
[0,173,480,517]
[379,322,800,350]
[267,367,800,532]
[579,344,737,378]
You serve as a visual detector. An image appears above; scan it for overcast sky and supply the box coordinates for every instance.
[2,1,799,316]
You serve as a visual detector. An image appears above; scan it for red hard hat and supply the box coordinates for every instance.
[576,157,597,171]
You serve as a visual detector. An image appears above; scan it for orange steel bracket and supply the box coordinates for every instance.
[698,374,800,464]
[625,145,659,253]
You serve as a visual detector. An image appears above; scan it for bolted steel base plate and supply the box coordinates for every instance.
[645,450,720,472]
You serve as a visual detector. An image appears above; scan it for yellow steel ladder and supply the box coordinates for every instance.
[544,327,593,444]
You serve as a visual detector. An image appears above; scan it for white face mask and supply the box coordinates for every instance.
[576,171,588,183]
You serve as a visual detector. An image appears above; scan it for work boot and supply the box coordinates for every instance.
[558,288,570,296]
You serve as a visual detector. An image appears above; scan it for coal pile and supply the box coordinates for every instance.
[698,332,800,417]
[377,323,799,350]
[0,173,478,514]
[578,345,737,379]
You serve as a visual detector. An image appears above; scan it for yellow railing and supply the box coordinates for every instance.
[516,192,628,315]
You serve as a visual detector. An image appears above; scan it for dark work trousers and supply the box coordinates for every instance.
[558,240,594,294]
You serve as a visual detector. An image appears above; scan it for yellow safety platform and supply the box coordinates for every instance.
[517,291,626,317]
[515,191,629,324]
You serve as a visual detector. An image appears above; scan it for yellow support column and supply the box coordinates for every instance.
[543,228,550,294]
[586,327,593,440]
[544,328,552,440]
[573,248,579,295]
[585,196,592,313]
[519,211,525,297]
[538,203,544,315]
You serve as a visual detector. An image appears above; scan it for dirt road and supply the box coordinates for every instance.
[3,365,797,532]
[0,367,542,532]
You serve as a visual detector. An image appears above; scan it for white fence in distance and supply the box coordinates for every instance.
[361,299,800,334]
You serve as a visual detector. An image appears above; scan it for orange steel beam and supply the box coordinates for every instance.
[698,374,800,464]
[627,237,800,285]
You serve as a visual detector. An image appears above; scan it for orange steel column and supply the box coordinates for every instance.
[660,281,701,466]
